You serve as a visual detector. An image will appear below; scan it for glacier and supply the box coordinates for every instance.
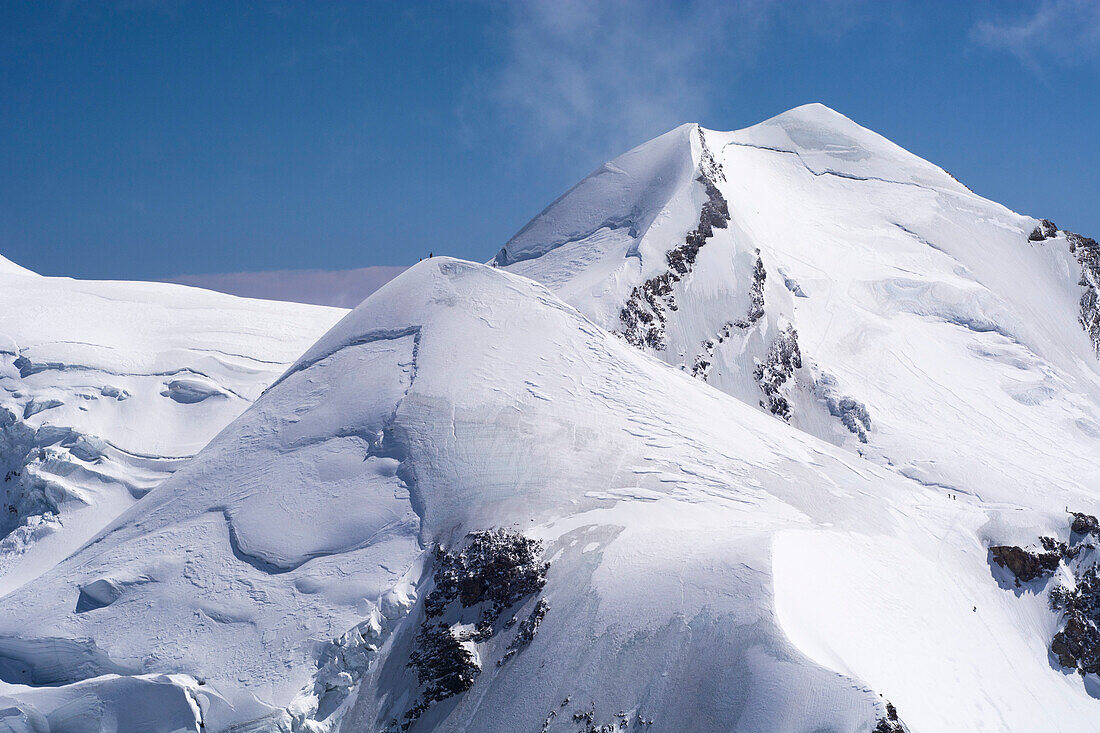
[0,260,343,596]
[0,105,1099,732]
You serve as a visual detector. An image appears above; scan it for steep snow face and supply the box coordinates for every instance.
[502,103,1100,510]
[2,105,1099,732]
[496,105,1100,731]
[494,123,703,329]
[0,261,343,595]
[1,259,1098,731]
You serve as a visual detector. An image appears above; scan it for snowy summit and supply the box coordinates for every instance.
[1,105,1100,733]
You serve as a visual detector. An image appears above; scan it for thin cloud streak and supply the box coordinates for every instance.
[484,0,772,167]
[971,0,1100,70]
[474,0,875,174]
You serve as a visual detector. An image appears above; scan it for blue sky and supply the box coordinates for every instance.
[1,0,1097,280]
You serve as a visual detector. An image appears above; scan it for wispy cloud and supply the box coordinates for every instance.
[471,0,872,172]
[478,0,767,166]
[971,0,1100,70]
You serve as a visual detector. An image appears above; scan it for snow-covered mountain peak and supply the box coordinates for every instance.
[2,107,1100,733]
[729,101,885,153]
[714,102,972,194]
[492,122,698,270]
[0,256,986,731]
[495,103,973,285]
[502,103,1100,512]
[4,252,1100,731]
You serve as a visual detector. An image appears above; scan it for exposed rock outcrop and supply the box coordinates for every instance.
[754,325,802,420]
[498,598,549,667]
[989,544,1060,585]
[538,698,654,733]
[738,254,767,327]
[1028,219,1058,242]
[1068,231,1100,354]
[394,530,550,730]
[619,129,731,349]
[422,529,548,619]
[1050,565,1100,674]
[408,622,481,703]
[873,701,906,732]
[1071,512,1099,536]
[991,511,1100,677]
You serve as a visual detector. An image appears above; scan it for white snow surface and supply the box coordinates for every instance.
[503,102,1100,509]
[0,259,904,732]
[1,105,1100,732]
[0,260,343,595]
[494,103,1100,731]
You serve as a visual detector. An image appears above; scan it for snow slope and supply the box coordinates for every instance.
[0,257,343,595]
[1,105,1100,733]
[502,102,1100,516]
[495,104,1100,730]
[0,257,1098,732]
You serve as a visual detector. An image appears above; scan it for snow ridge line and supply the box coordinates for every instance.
[268,325,422,392]
[618,128,731,349]
[123,326,425,731]
[222,326,425,577]
[492,214,639,268]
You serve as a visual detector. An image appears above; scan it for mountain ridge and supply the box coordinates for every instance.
[501,103,1100,503]
[1,105,1099,732]
[0,262,344,597]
